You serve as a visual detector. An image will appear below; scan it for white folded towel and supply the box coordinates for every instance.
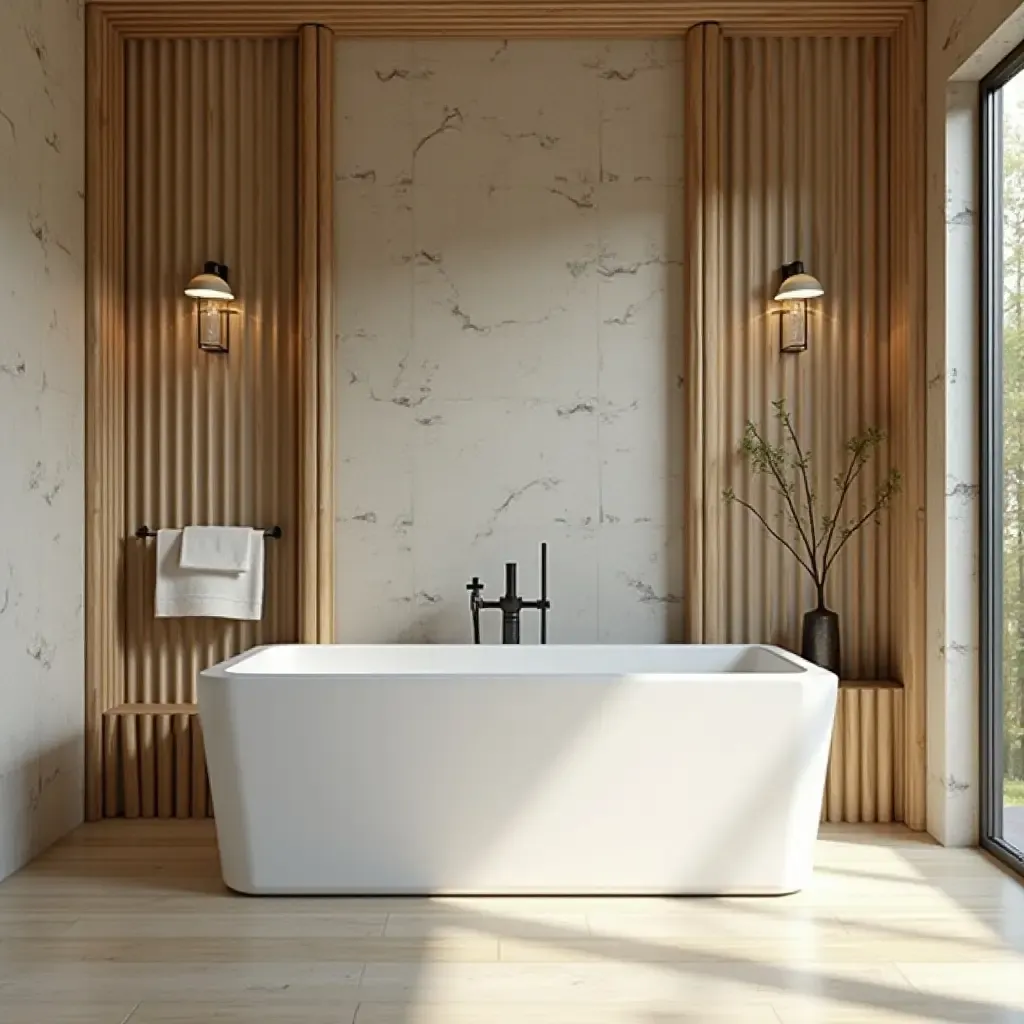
[180,526,254,573]
[155,528,265,620]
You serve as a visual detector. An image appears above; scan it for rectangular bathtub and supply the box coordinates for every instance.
[198,644,837,895]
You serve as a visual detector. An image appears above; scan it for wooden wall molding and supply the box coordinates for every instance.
[298,25,336,644]
[682,22,722,644]
[86,1,917,37]
[889,1,927,831]
[85,5,126,822]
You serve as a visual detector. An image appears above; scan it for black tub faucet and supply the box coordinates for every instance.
[467,543,549,644]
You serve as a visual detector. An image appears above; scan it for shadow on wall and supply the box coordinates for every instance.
[0,738,83,882]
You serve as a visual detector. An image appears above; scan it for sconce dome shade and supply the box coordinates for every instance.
[774,271,824,303]
[185,262,234,301]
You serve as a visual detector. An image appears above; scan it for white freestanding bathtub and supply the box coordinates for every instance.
[198,644,837,896]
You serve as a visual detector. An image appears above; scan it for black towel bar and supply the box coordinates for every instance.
[133,525,282,539]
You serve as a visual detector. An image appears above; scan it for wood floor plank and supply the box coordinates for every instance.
[0,1005,139,1024]
[351,1005,783,1024]
[0,823,1021,1024]
[126,1002,358,1023]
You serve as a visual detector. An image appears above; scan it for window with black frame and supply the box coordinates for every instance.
[982,41,1024,872]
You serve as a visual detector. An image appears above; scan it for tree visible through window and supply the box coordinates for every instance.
[1000,72,1024,851]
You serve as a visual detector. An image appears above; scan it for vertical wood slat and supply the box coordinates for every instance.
[102,715,119,817]
[122,713,141,818]
[682,23,723,642]
[116,37,301,816]
[85,6,127,821]
[317,29,336,643]
[86,5,106,818]
[821,683,905,824]
[877,686,893,822]
[843,688,861,823]
[298,25,335,643]
[682,26,705,642]
[702,26,725,642]
[298,26,319,643]
[894,689,906,823]
[191,715,209,817]
[140,715,155,818]
[860,687,877,822]
[890,3,926,831]
[826,694,845,823]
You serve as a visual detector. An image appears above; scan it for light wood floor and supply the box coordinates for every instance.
[1,823,1023,1023]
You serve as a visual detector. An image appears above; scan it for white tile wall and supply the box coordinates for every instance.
[335,40,683,644]
[0,0,84,877]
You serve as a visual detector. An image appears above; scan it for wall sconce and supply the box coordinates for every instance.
[184,261,237,354]
[772,260,824,354]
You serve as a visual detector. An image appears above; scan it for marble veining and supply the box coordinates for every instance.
[335,40,683,644]
[0,0,84,879]
[926,14,987,842]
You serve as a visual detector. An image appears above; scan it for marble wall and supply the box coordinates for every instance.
[335,40,684,644]
[0,0,84,878]
[925,80,980,847]
[925,0,1023,844]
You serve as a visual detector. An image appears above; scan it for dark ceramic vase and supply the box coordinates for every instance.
[801,606,841,676]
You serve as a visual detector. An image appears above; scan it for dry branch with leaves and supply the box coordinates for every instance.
[722,399,901,610]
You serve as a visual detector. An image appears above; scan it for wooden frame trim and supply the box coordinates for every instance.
[889,1,927,830]
[318,29,336,642]
[682,21,725,645]
[682,23,720,643]
[85,5,126,821]
[702,24,724,643]
[87,2,917,37]
[298,24,336,644]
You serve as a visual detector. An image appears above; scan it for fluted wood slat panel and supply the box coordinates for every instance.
[88,1,916,36]
[822,684,905,824]
[104,712,212,819]
[118,37,300,818]
[85,8,126,821]
[713,37,893,683]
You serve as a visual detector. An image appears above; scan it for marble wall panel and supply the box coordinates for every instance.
[335,40,683,643]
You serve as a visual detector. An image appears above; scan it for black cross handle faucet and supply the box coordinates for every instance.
[467,543,549,644]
